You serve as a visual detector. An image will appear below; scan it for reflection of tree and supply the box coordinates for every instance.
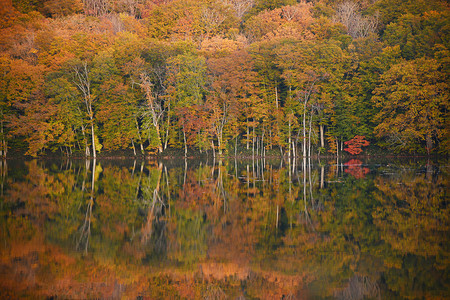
[344,159,369,179]
[0,159,5,197]
[371,166,449,297]
[76,190,93,254]
[334,275,380,300]
[373,168,448,258]
[141,162,165,248]
[77,159,96,254]
[1,158,448,299]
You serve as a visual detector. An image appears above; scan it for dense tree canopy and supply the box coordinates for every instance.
[0,0,448,157]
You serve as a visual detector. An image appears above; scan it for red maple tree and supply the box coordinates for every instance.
[344,135,370,155]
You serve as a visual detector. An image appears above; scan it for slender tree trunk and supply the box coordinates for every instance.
[262,129,265,157]
[131,138,136,156]
[302,109,307,157]
[218,130,223,156]
[256,136,259,157]
[252,126,255,157]
[308,111,313,158]
[90,119,96,158]
[246,122,249,150]
[269,129,272,150]
[292,141,295,158]
[140,74,163,153]
[320,165,324,189]
[320,124,324,149]
[183,128,187,157]
[81,124,90,157]
[302,81,316,157]
[164,104,170,150]
[288,116,292,158]
[155,125,163,153]
[74,62,96,158]
[336,137,339,156]
[275,86,279,110]
[135,116,144,154]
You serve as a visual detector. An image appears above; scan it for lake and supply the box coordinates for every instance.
[0,157,448,299]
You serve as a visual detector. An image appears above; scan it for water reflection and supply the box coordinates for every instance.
[0,157,448,299]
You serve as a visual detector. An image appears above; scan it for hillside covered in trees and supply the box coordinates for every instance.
[0,0,448,157]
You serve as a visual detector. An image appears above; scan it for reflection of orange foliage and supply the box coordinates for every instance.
[344,159,369,179]
[200,262,250,280]
[373,174,448,258]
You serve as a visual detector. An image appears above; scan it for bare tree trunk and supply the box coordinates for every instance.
[74,62,96,158]
[140,74,163,153]
[131,139,137,156]
[90,120,96,158]
[320,165,324,189]
[336,136,339,176]
[275,86,279,109]
[235,135,238,157]
[308,111,313,158]
[218,130,223,156]
[320,124,324,149]
[302,81,316,157]
[246,122,249,150]
[302,109,307,157]
[155,125,163,153]
[135,116,144,154]
[183,128,188,157]
[288,115,292,158]
[81,124,90,157]
[269,129,272,150]
[164,103,170,150]
[252,125,255,157]
[262,128,265,157]
[256,136,259,157]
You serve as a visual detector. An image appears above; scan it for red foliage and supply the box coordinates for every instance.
[344,135,370,155]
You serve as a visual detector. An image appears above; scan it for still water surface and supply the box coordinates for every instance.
[0,157,448,299]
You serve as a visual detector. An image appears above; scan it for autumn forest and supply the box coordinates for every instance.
[0,0,449,158]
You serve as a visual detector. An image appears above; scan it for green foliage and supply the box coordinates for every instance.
[167,53,208,107]
[383,10,450,60]
[1,0,448,156]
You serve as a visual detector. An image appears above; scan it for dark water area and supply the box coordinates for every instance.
[0,157,448,299]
